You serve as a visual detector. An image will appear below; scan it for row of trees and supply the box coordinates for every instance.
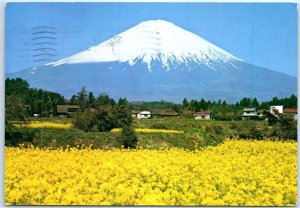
[182,95,297,112]
[5,78,297,121]
[69,87,117,109]
[6,78,65,116]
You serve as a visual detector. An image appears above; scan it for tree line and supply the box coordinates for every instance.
[6,78,65,117]
[5,78,297,121]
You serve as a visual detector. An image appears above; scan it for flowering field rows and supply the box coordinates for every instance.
[5,140,297,206]
[14,121,72,129]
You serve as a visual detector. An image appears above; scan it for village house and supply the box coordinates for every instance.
[241,108,259,120]
[131,110,141,119]
[57,105,80,117]
[283,108,297,120]
[131,110,151,119]
[151,109,179,118]
[193,111,211,120]
[257,109,269,118]
[270,105,283,114]
[137,111,151,119]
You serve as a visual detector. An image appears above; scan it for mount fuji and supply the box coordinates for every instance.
[7,20,297,102]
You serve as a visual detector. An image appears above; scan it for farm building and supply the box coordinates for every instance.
[270,106,283,114]
[283,108,297,120]
[151,109,179,118]
[131,110,151,119]
[131,110,141,118]
[241,108,259,120]
[57,105,80,117]
[193,111,211,120]
[137,111,151,119]
[257,109,269,118]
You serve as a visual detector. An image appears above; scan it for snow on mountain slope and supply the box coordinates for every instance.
[49,20,241,71]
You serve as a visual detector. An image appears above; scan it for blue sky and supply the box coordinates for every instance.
[5,3,298,76]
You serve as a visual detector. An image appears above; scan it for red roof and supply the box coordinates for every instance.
[194,111,210,115]
[283,108,297,113]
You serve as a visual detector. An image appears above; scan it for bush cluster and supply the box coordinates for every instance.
[73,104,138,148]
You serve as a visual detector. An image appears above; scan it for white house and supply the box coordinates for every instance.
[193,111,211,120]
[241,108,259,120]
[270,106,283,114]
[137,111,151,119]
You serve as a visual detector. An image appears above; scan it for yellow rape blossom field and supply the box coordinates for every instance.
[5,140,297,206]
[14,121,72,129]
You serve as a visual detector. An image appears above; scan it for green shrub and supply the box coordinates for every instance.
[73,110,96,132]
[121,125,138,149]
[5,128,36,147]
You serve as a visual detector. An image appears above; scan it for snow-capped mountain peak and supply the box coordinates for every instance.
[50,19,241,71]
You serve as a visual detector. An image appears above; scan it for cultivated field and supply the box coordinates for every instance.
[5,140,296,206]
[5,118,297,205]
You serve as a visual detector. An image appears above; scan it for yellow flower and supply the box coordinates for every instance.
[14,121,72,129]
[5,140,297,206]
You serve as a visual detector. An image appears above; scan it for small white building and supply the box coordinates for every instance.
[193,111,211,120]
[241,108,259,120]
[270,106,283,114]
[137,111,151,119]
[131,110,141,119]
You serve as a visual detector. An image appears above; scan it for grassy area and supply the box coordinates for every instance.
[7,117,285,149]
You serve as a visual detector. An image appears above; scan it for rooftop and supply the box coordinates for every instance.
[283,108,297,113]
[57,105,80,113]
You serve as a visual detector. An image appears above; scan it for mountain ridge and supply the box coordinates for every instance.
[48,20,241,71]
[6,19,297,103]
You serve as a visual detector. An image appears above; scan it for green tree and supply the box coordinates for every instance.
[87,92,96,108]
[240,98,251,108]
[77,86,87,110]
[121,125,138,149]
[69,95,78,105]
[97,94,113,106]
[93,107,116,132]
[73,110,96,132]
[182,98,189,109]
[252,98,259,108]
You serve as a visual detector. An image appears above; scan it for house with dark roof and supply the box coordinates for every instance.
[57,105,80,117]
[151,109,179,118]
[193,111,211,120]
[131,110,141,119]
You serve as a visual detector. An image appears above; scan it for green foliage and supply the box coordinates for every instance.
[73,110,96,132]
[93,107,117,132]
[260,94,297,109]
[267,114,297,140]
[5,95,32,146]
[77,86,88,109]
[73,97,133,133]
[87,92,96,108]
[150,124,168,129]
[5,95,28,125]
[121,125,138,148]
[5,78,65,116]
[96,94,116,106]
[5,128,36,147]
